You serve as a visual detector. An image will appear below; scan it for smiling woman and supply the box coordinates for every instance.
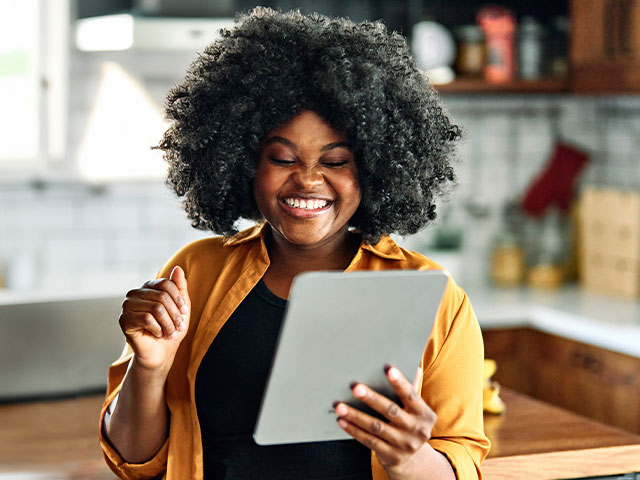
[99,7,489,480]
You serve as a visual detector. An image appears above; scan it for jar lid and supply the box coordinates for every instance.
[519,16,545,34]
[453,24,485,42]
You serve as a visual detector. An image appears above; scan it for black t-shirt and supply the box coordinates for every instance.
[195,279,372,480]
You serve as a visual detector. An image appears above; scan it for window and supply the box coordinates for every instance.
[0,0,68,171]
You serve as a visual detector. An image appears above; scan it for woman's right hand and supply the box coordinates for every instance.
[119,266,191,372]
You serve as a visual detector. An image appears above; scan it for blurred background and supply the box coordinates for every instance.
[1,0,639,295]
[1,1,640,474]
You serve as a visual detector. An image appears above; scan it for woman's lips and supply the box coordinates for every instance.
[279,196,333,218]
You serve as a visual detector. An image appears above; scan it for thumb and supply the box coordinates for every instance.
[412,366,423,394]
[170,265,188,296]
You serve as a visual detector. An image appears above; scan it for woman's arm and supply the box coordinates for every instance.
[104,266,191,463]
[104,357,172,463]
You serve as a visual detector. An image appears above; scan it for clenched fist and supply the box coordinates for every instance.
[118,266,191,372]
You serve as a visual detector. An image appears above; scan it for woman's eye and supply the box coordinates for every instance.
[268,157,295,166]
[323,160,349,168]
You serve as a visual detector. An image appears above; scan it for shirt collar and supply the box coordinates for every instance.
[222,222,267,247]
[223,222,405,261]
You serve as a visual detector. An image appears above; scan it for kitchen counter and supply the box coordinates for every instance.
[2,387,638,479]
[464,283,640,358]
[483,388,640,479]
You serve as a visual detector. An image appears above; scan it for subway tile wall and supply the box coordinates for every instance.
[2,51,640,293]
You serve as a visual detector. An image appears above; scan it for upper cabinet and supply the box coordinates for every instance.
[570,0,640,93]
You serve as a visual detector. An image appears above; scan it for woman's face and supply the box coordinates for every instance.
[253,110,361,250]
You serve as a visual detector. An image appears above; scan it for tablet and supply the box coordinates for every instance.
[253,269,449,445]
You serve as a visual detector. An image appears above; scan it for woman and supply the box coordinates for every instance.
[100,7,490,480]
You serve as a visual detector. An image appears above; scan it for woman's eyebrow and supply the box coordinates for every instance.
[263,136,297,150]
[321,141,351,152]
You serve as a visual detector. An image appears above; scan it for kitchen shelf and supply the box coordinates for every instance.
[434,77,570,94]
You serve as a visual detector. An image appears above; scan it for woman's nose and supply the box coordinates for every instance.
[292,165,323,188]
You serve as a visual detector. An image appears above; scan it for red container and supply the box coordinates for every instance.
[477,5,516,83]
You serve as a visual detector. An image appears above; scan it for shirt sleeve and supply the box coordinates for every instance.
[98,254,188,479]
[98,346,170,480]
[422,283,491,479]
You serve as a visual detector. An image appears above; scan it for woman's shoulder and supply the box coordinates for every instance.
[388,242,470,310]
[170,223,265,265]
[156,227,263,280]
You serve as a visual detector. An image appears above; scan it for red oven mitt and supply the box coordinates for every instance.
[522,142,590,217]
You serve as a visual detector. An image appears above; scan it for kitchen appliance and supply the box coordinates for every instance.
[76,14,235,51]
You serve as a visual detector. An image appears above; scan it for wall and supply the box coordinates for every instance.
[1,47,640,293]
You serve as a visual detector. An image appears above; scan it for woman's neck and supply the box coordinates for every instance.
[261,227,360,299]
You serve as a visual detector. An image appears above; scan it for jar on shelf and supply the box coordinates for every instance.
[518,16,546,80]
[477,5,516,83]
[453,24,486,77]
[547,15,569,79]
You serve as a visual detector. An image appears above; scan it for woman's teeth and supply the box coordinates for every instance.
[283,198,329,209]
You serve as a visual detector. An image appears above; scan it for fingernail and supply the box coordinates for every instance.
[335,403,348,416]
[337,418,348,428]
[353,384,366,398]
[176,321,184,332]
[388,367,400,381]
[169,331,178,339]
[180,305,189,315]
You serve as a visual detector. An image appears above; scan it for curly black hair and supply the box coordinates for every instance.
[158,6,460,243]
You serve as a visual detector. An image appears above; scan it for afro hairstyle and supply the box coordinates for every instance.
[158,6,460,244]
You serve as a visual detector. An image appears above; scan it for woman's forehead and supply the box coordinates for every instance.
[263,110,349,149]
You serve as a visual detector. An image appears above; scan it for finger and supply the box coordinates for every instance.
[348,383,414,431]
[335,402,421,452]
[386,365,429,416]
[131,288,186,331]
[126,298,179,337]
[169,266,190,309]
[120,311,164,339]
[148,276,189,317]
[336,416,405,466]
[412,366,422,393]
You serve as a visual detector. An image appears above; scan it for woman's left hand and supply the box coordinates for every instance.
[334,365,438,478]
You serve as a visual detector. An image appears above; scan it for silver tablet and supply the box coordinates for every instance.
[253,269,449,445]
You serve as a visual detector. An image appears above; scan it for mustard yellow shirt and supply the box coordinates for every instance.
[99,224,490,479]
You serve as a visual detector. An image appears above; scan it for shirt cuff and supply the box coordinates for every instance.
[99,390,169,479]
[429,438,482,480]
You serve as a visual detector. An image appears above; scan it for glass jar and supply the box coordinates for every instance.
[454,25,486,77]
[518,16,545,80]
[491,230,526,287]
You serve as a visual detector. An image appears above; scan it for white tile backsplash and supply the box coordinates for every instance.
[2,48,640,293]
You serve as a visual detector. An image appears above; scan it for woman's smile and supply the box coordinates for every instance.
[279,196,333,218]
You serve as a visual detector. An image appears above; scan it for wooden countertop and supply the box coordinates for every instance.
[484,388,640,479]
[1,388,639,479]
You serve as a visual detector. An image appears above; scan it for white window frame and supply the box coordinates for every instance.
[0,0,69,177]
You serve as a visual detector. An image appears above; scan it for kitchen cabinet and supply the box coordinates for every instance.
[483,327,640,434]
[570,0,640,93]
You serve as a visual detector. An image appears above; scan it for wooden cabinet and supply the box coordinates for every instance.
[483,328,640,434]
[571,0,640,92]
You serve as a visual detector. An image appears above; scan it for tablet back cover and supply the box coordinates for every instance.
[254,269,449,445]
